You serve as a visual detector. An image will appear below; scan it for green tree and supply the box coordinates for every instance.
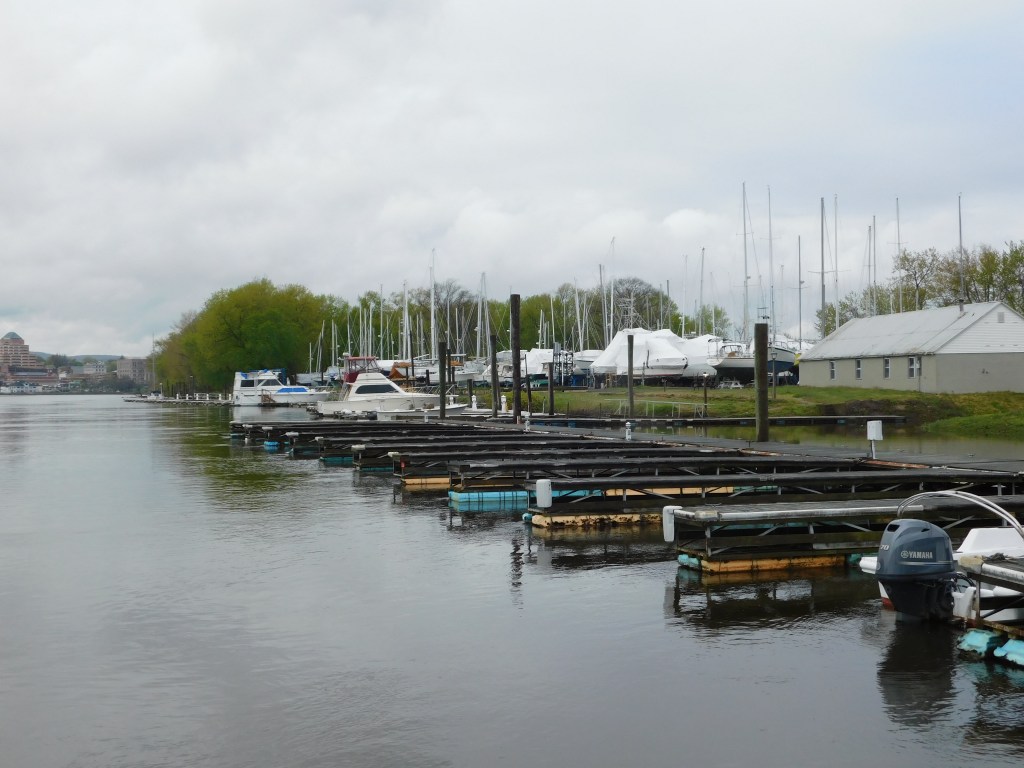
[156,279,340,390]
[681,304,732,337]
[893,248,939,311]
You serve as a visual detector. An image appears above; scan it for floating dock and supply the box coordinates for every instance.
[230,414,1024,576]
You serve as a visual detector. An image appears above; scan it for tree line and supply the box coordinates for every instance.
[815,241,1024,334]
[154,276,735,392]
[153,240,1023,392]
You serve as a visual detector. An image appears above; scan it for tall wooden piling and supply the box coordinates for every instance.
[511,294,522,424]
[489,333,499,417]
[547,361,555,416]
[439,340,448,418]
[754,322,769,442]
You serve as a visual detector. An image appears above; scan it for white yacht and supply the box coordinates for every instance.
[315,357,443,416]
[231,369,331,407]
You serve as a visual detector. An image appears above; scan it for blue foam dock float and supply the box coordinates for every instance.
[993,638,1024,668]
[958,629,1005,659]
[677,553,702,571]
[449,490,530,513]
[319,456,353,466]
[263,441,281,452]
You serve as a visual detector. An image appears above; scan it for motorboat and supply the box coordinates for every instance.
[862,491,1024,624]
[707,339,797,384]
[315,356,444,416]
[232,369,331,407]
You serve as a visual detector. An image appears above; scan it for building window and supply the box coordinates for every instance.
[829,361,836,380]
[908,356,921,378]
[883,358,891,379]
[855,359,862,380]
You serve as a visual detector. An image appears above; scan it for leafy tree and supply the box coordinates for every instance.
[155,279,339,390]
[681,304,732,337]
[893,248,939,311]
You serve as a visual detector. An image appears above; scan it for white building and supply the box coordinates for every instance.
[799,301,1024,393]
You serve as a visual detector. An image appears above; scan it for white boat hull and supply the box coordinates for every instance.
[861,526,1024,623]
[315,369,443,416]
[232,370,331,406]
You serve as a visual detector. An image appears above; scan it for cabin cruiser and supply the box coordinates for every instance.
[862,491,1024,624]
[707,339,797,384]
[316,356,449,416]
[232,369,331,407]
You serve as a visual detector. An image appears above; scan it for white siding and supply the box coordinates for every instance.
[940,307,1024,354]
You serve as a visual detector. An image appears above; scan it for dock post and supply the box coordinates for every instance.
[754,322,769,442]
[511,294,522,424]
[439,340,447,419]
[547,361,555,416]
[489,333,499,418]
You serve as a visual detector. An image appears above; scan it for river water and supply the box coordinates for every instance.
[2,395,1023,768]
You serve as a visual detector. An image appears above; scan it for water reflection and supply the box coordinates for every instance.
[8,396,1024,766]
[668,567,881,631]
[876,620,958,727]
[962,663,1024,755]
[525,526,676,572]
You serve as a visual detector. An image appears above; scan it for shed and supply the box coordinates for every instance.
[799,301,1024,393]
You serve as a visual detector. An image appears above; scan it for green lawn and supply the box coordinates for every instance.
[468,384,1024,439]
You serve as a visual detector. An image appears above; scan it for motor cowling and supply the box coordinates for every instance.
[876,519,956,621]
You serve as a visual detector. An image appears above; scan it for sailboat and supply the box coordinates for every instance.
[708,184,796,383]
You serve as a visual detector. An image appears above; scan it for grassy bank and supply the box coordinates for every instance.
[475,384,1024,440]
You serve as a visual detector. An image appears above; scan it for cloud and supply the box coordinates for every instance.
[1,0,1022,355]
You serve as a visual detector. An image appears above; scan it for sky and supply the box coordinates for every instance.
[2,0,1023,357]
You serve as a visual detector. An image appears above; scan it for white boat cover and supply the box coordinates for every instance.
[589,328,689,376]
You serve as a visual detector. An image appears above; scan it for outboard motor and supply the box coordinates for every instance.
[876,519,956,621]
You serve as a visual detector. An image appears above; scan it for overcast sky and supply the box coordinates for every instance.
[2,1,1022,356]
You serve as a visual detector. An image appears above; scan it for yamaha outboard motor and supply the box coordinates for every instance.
[876,519,956,621]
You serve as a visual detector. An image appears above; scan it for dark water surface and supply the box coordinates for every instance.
[2,395,1023,768]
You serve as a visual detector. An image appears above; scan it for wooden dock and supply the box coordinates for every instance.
[662,494,1024,573]
[230,414,1024,574]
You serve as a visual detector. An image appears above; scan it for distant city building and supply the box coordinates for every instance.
[1,331,48,382]
[116,357,152,385]
[1,331,44,368]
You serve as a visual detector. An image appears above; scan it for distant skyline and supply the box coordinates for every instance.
[2,1,1022,356]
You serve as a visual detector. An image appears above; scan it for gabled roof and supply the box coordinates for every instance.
[801,301,1021,360]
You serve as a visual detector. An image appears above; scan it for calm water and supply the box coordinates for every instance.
[2,395,1023,768]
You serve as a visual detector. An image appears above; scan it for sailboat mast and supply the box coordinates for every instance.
[681,254,687,335]
[768,185,776,344]
[698,247,705,335]
[609,237,616,339]
[797,236,803,349]
[958,194,966,307]
[820,197,826,332]
[872,215,878,315]
[429,250,438,362]
[476,274,483,358]
[402,282,410,361]
[742,183,750,342]
[833,194,840,326]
